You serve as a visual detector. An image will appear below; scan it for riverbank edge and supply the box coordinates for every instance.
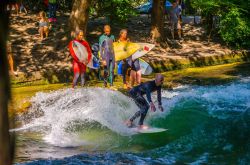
[147,50,250,72]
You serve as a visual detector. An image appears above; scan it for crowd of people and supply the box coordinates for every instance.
[69,0,184,89]
[69,25,143,90]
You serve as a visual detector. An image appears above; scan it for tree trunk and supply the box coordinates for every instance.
[0,2,14,165]
[150,0,166,43]
[69,0,91,38]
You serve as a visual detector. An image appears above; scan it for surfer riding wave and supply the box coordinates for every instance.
[125,74,165,129]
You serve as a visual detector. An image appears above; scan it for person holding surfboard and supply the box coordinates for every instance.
[125,74,164,129]
[118,29,132,89]
[99,25,116,87]
[69,30,92,88]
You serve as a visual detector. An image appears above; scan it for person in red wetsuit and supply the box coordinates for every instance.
[69,30,92,88]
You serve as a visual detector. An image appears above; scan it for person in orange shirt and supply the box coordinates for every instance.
[69,30,92,88]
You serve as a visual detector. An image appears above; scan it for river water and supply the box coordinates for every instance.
[14,78,250,164]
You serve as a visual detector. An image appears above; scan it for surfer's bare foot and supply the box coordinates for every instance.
[138,125,149,130]
[123,84,131,90]
[125,120,133,127]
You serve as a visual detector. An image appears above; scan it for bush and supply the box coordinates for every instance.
[90,0,137,23]
[219,8,250,48]
[191,0,250,49]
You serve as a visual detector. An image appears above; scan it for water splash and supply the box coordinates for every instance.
[14,78,250,164]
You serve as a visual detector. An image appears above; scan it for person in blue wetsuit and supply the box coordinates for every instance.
[125,74,165,129]
[99,25,115,87]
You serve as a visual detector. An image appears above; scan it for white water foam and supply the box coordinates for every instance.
[151,78,250,119]
[17,88,137,146]
[14,87,178,147]
[14,78,250,147]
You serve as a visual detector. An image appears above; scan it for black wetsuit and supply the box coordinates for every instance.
[129,80,162,125]
[127,57,140,71]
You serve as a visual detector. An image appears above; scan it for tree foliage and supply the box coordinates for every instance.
[90,0,138,23]
[219,8,250,48]
[191,0,250,48]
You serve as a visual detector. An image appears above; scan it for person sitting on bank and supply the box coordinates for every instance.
[125,74,164,129]
[38,11,51,40]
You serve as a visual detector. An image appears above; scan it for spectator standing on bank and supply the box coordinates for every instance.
[48,0,57,22]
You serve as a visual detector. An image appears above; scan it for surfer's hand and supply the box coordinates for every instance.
[102,60,106,66]
[158,105,164,112]
[150,102,156,112]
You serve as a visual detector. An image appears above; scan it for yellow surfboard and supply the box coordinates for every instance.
[113,41,140,61]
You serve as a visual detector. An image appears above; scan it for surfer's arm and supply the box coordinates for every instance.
[145,84,152,103]
[146,86,157,112]
[157,87,162,106]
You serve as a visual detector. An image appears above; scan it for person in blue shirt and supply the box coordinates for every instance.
[125,74,165,129]
[170,1,182,40]
[99,25,115,87]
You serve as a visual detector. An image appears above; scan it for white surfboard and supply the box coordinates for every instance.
[72,41,99,69]
[132,43,155,60]
[131,127,168,134]
[72,40,89,62]
[87,55,99,69]
[139,58,153,75]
